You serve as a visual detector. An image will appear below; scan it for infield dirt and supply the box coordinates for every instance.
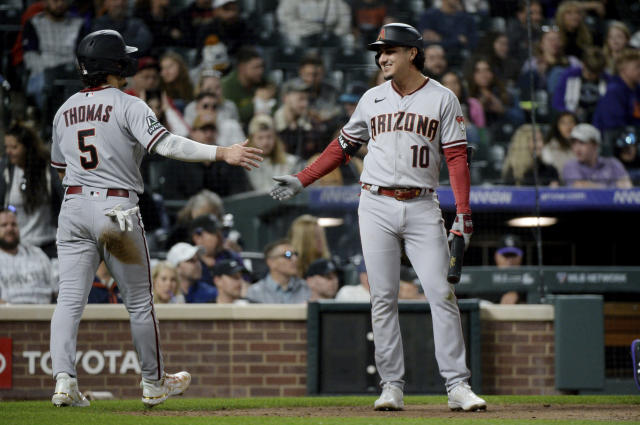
[131,404,640,421]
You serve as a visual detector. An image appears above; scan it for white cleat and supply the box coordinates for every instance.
[141,371,191,408]
[447,382,487,411]
[374,383,404,411]
[51,373,90,407]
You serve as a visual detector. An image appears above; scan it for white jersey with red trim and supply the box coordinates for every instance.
[51,86,167,193]
[340,77,466,189]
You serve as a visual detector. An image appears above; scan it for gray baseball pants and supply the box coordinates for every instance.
[50,187,164,382]
[358,189,470,392]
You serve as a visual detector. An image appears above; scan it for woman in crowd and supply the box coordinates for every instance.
[245,114,302,192]
[477,31,520,88]
[502,124,559,187]
[603,21,631,76]
[465,56,524,129]
[1,121,62,257]
[519,27,581,96]
[287,214,331,278]
[152,261,184,304]
[555,1,593,59]
[159,50,194,113]
[542,111,578,176]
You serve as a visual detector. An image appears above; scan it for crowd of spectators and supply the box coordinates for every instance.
[1,0,640,305]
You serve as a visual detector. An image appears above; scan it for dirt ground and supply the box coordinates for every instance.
[132,404,640,421]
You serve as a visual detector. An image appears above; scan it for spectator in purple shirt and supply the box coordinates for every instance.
[592,49,640,132]
[562,123,632,188]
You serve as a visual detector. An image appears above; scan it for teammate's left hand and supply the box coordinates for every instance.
[270,175,303,200]
[448,213,472,250]
[219,140,263,171]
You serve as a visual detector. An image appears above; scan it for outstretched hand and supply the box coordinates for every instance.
[270,175,304,200]
[220,140,263,171]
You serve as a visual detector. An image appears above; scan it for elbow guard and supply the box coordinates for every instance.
[338,134,362,156]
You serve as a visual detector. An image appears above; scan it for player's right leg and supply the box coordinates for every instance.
[100,205,189,407]
[51,197,101,407]
[358,190,404,410]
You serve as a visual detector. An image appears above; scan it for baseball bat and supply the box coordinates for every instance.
[447,146,474,284]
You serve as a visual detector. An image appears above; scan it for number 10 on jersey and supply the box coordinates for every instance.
[410,145,429,168]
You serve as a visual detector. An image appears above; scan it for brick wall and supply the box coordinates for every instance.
[1,319,307,400]
[1,305,557,399]
[481,321,557,395]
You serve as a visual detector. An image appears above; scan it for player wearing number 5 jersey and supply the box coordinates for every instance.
[270,23,486,412]
[49,30,262,408]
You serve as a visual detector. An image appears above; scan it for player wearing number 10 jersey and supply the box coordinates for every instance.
[270,23,486,412]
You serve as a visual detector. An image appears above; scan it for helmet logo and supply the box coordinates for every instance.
[377,28,385,41]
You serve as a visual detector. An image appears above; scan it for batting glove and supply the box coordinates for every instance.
[448,213,473,250]
[270,175,304,201]
[106,205,139,232]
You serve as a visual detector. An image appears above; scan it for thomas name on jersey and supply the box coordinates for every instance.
[370,112,440,142]
[62,104,113,127]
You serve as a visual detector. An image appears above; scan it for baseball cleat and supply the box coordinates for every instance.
[141,371,191,408]
[374,383,404,411]
[51,373,90,407]
[447,382,487,411]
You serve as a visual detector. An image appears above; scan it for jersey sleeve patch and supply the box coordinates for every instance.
[456,116,466,137]
[146,116,163,135]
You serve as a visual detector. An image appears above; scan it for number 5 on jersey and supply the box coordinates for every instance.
[78,129,99,170]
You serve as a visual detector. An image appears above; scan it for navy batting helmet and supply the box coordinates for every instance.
[77,30,138,78]
[367,23,423,52]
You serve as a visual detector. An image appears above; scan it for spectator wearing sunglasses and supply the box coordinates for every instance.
[189,92,245,147]
[246,239,311,304]
[184,69,240,126]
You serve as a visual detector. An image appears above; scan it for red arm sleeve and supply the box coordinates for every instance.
[296,139,349,187]
[443,145,471,214]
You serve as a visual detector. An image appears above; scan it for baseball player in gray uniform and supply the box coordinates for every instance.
[49,30,262,408]
[270,23,486,411]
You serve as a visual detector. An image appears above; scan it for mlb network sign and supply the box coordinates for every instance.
[23,350,141,376]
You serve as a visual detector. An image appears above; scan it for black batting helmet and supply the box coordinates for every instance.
[76,30,138,78]
[367,23,423,52]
